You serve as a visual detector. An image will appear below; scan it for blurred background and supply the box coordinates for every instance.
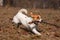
[0,0,60,40]
[0,0,60,9]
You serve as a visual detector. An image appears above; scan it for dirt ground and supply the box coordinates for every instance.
[0,7,60,40]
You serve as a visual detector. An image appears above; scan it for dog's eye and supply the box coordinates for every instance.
[37,17,39,19]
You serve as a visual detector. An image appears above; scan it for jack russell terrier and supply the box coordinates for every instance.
[12,8,42,35]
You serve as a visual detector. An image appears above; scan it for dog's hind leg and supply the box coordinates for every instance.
[16,23,19,28]
[12,17,21,28]
[16,23,22,28]
[28,23,41,35]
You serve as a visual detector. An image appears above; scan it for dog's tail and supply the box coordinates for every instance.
[19,8,28,14]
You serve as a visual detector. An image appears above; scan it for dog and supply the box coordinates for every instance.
[12,8,42,35]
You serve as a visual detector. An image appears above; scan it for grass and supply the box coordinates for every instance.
[0,7,60,40]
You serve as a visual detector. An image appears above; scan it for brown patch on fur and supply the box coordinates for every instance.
[30,12,41,21]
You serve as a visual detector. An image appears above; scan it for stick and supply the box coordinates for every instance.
[40,20,60,28]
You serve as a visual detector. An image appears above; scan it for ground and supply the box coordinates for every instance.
[0,7,60,40]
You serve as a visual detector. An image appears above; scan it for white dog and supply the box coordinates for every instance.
[12,8,42,35]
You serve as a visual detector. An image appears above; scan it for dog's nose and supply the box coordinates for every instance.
[40,20,43,23]
[41,20,43,22]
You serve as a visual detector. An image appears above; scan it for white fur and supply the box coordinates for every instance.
[12,8,41,35]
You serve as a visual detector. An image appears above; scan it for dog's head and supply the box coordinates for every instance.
[30,12,42,21]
